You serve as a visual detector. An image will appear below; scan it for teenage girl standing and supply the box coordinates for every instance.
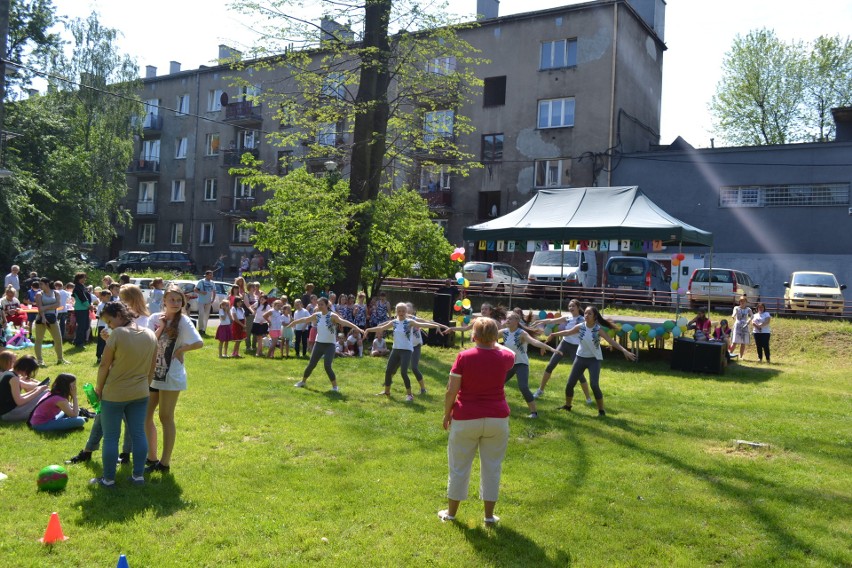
[499,312,556,418]
[531,299,593,404]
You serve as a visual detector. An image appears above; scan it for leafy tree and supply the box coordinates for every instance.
[711,29,852,145]
[231,0,483,291]
[6,0,63,93]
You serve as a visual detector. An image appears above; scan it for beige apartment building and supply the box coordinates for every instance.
[116,0,666,273]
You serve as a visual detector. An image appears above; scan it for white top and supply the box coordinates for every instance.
[4,273,19,292]
[752,311,771,334]
[391,318,415,351]
[147,313,203,391]
[268,310,285,332]
[231,306,245,321]
[219,309,232,325]
[346,332,359,345]
[281,314,292,327]
[576,322,603,360]
[372,337,386,351]
[148,289,164,313]
[58,289,71,310]
[135,315,150,329]
[559,315,584,346]
[293,308,311,330]
[502,328,529,365]
[315,312,337,344]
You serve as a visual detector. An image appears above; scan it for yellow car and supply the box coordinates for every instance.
[784,272,847,315]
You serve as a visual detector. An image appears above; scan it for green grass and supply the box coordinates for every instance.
[1,314,850,567]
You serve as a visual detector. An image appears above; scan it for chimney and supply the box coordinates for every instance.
[145,65,157,78]
[169,61,181,74]
[26,88,39,98]
[476,0,499,20]
[831,107,852,142]
[218,44,242,63]
[320,17,355,43]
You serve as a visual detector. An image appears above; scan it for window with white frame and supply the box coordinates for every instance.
[175,137,187,159]
[138,182,156,214]
[534,159,570,188]
[721,183,850,208]
[143,98,160,128]
[427,56,456,75]
[424,110,454,142]
[238,130,258,149]
[176,94,190,116]
[540,39,578,70]
[233,224,252,244]
[420,165,451,191]
[205,133,220,155]
[321,72,346,100]
[140,139,160,162]
[170,223,184,245]
[200,222,214,245]
[433,218,448,235]
[171,179,186,202]
[208,89,223,112]
[234,177,253,198]
[537,97,575,129]
[317,123,337,146]
[139,223,155,245]
[204,178,218,201]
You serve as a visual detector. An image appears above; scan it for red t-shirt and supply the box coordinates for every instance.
[449,346,516,420]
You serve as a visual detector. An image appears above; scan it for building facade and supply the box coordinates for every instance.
[114,0,667,274]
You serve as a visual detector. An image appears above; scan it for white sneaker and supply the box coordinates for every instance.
[484,515,500,525]
[586,399,594,405]
[533,389,544,399]
[405,394,414,402]
[331,386,339,392]
[294,380,306,388]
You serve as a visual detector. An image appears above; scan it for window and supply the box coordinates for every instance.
[170,223,183,245]
[481,134,504,162]
[140,139,160,161]
[478,192,501,219]
[424,110,454,142]
[171,180,186,202]
[204,178,218,201]
[138,181,156,215]
[420,165,451,192]
[208,89,223,112]
[238,130,258,149]
[317,123,337,146]
[200,223,214,245]
[143,98,160,128]
[540,39,578,70]
[730,183,851,208]
[321,72,346,100]
[205,133,220,155]
[139,223,155,245]
[719,187,760,208]
[176,94,190,116]
[277,150,292,175]
[535,159,570,188]
[239,84,260,100]
[427,57,456,75]
[538,98,575,129]
[175,137,187,159]
[234,177,253,198]
[483,76,506,107]
[233,224,252,244]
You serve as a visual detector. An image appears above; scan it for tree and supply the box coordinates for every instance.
[711,29,852,145]
[232,0,483,291]
[6,0,63,93]
[5,12,140,253]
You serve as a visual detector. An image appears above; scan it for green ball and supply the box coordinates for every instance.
[37,465,68,492]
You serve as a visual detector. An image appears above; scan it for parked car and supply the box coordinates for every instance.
[115,251,197,274]
[106,251,149,273]
[603,256,670,304]
[528,248,598,288]
[687,268,760,308]
[462,262,527,293]
[784,271,846,314]
[127,277,156,301]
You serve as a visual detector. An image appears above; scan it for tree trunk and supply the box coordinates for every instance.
[337,0,392,293]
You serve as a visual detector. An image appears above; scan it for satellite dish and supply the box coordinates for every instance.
[220,92,229,106]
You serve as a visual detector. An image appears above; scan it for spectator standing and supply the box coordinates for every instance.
[194,271,216,334]
[72,272,92,348]
[731,295,753,360]
[4,265,20,295]
[213,254,226,280]
[752,303,771,363]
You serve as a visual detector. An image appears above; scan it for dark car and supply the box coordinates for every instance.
[604,256,670,304]
[106,251,149,273]
[135,251,197,274]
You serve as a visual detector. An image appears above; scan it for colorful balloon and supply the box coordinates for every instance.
[539,310,547,320]
[672,326,681,337]
[671,281,679,290]
[458,254,465,262]
[455,272,462,280]
[663,320,675,330]
[677,253,685,261]
[672,259,681,267]
[629,330,639,342]
[462,298,471,309]
[676,317,687,327]
[622,324,633,332]
[463,315,471,324]
[453,304,462,312]
[463,279,470,288]
[457,277,465,285]
[677,287,686,295]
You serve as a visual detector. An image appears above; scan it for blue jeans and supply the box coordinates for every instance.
[85,413,132,454]
[100,397,148,480]
[32,412,86,432]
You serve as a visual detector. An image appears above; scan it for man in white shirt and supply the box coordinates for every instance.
[4,265,20,295]
[194,270,216,334]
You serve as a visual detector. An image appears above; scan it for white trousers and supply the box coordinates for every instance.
[447,416,509,502]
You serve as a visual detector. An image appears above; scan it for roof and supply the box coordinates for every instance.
[463,186,713,247]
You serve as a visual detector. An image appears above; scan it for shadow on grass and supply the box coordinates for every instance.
[73,473,188,526]
[450,521,573,566]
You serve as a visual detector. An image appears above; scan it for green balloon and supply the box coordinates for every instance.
[629,330,639,341]
[663,321,675,330]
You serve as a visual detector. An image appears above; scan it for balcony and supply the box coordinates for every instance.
[419,189,452,210]
[224,101,263,125]
[127,159,160,176]
[131,113,163,135]
[222,148,260,167]
[219,195,258,217]
[136,201,156,215]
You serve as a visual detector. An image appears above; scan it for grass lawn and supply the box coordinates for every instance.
[1,312,850,567]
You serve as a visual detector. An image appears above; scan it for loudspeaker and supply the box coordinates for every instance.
[671,338,695,371]
[433,294,452,325]
[693,341,725,374]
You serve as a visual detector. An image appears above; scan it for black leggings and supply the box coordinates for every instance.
[505,363,534,403]
[545,341,587,384]
[411,344,423,383]
[566,356,602,400]
[303,342,336,382]
[753,333,771,362]
[384,349,413,389]
[294,329,309,356]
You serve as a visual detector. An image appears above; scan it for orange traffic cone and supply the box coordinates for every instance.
[39,511,68,544]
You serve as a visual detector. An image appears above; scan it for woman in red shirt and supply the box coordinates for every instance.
[439,318,516,525]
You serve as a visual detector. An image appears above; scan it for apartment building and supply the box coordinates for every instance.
[116,0,666,273]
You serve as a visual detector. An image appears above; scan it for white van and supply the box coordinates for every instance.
[528,248,598,288]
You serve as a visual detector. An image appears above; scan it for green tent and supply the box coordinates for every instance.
[463,186,713,247]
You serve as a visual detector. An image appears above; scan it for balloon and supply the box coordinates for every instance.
[671,281,679,290]
[539,310,547,320]
[463,279,470,288]
[676,317,687,327]
[450,252,459,261]
[656,326,665,336]
[458,254,465,262]
[462,298,471,309]
[672,259,680,267]
[629,330,639,342]
[648,329,656,339]
[671,253,678,261]
[677,253,685,261]
[664,332,672,340]
[677,287,686,296]
[672,326,681,337]
[622,324,633,332]
[547,312,554,319]
[663,320,675,330]
[455,272,462,279]
[458,247,465,254]
[463,315,471,324]
[453,304,462,312]
[456,277,464,285]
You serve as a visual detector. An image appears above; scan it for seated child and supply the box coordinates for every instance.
[29,373,86,432]
[335,333,352,357]
[370,335,389,357]
[346,330,362,357]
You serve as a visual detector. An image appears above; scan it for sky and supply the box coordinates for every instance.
[51,0,852,148]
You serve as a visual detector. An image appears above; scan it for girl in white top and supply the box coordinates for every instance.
[288,298,364,392]
[34,277,67,366]
[730,295,753,359]
[530,299,593,404]
[550,306,635,416]
[751,302,771,363]
[499,312,556,419]
[292,299,311,358]
[265,300,285,358]
[279,304,294,358]
[119,284,152,329]
[216,299,232,358]
[367,302,446,402]
[404,302,448,395]
[145,287,204,473]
